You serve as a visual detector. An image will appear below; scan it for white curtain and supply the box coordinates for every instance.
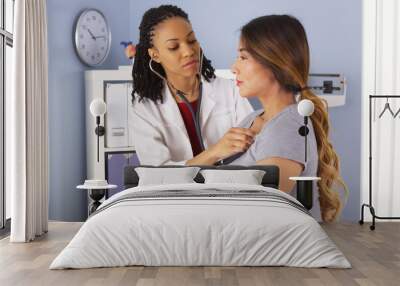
[8,0,49,242]
[368,0,400,218]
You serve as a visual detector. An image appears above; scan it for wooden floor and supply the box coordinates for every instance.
[0,221,399,286]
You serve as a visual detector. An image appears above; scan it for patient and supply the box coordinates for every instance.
[229,15,347,222]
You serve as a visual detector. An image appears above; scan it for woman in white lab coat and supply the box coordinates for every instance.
[130,5,254,165]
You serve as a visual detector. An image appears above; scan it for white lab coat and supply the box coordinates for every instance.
[129,76,253,165]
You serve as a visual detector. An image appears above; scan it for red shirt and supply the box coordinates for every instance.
[177,100,203,156]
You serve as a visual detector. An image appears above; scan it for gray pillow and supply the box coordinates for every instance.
[200,169,266,185]
[136,167,201,186]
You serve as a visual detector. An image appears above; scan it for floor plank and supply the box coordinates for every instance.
[0,221,399,286]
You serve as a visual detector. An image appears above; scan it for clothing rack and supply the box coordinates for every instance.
[359,95,400,230]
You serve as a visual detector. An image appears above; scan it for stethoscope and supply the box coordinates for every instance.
[149,49,206,150]
[174,82,206,152]
[148,49,240,165]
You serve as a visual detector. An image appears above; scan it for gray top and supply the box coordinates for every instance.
[228,104,321,221]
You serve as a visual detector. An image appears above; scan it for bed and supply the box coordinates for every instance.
[50,165,350,269]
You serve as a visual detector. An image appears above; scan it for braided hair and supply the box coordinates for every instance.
[132,5,215,104]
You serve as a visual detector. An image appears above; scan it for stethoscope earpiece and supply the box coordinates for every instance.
[148,58,168,82]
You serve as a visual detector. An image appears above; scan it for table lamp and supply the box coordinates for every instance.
[89,98,106,162]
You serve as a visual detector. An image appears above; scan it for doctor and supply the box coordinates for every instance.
[130,5,254,165]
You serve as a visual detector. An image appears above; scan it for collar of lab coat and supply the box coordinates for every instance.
[159,76,216,131]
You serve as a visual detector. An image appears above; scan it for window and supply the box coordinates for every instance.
[5,0,13,34]
[1,0,14,231]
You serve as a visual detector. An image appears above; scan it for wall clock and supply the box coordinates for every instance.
[74,8,111,66]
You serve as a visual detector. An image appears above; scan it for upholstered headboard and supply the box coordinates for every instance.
[123,165,280,189]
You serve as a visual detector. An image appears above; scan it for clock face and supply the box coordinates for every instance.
[74,9,111,66]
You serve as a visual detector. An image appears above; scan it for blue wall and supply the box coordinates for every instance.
[47,0,131,221]
[47,0,362,221]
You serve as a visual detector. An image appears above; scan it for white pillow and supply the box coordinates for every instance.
[135,167,200,186]
[200,169,266,185]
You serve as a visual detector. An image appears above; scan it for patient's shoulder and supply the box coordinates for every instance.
[257,104,316,150]
[261,105,304,135]
[237,109,263,128]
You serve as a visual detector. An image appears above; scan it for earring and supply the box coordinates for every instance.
[295,92,301,102]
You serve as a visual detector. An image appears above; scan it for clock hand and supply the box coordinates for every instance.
[87,29,96,40]
[95,35,106,39]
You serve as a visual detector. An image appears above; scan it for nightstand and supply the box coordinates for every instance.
[289,177,320,210]
[77,180,117,215]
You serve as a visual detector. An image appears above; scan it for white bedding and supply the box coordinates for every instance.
[50,183,351,269]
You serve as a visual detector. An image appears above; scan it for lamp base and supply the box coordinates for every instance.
[95,126,105,136]
[88,189,106,215]
[298,125,309,136]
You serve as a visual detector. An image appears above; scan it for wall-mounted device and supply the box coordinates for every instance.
[308,73,346,107]
[74,8,112,67]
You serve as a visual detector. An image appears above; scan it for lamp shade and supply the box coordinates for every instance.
[297,99,315,117]
[90,98,107,116]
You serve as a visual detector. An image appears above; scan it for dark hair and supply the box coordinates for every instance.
[131,5,215,104]
[241,15,348,222]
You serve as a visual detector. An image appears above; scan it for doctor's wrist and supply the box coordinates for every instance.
[186,146,220,166]
[206,145,222,164]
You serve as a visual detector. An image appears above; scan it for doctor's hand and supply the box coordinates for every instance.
[210,128,255,160]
